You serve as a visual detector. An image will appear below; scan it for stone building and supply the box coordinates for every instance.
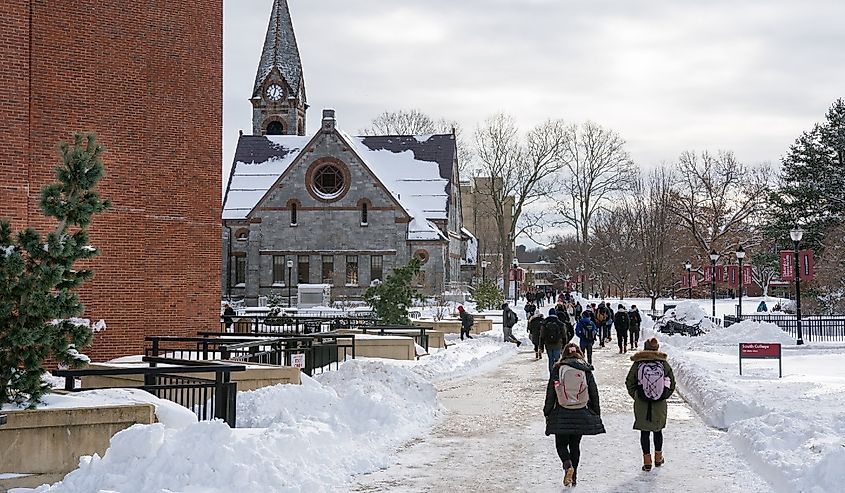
[0,1,222,360]
[460,177,515,282]
[222,0,466,305]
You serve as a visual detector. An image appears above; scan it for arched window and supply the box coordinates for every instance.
[290,202,298,225]
[266,121,284,135]
[361,202,368,225]
[235,229,249,241]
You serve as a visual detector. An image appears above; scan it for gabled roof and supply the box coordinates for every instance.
[222,130,456,242]
[253,0,304,100]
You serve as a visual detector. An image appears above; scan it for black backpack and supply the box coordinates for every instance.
[544,319,564,345]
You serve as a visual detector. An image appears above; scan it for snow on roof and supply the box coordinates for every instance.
[223,135,311,220]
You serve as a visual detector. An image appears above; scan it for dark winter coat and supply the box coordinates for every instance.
[459,310,474,330]
[613,310,630,334]
[222,306,235,328]
[625,350,676,431]
[502,306,518,328]
[544,358,606,436]
[573,303,583,320]
[539,314,570,351]
[575,316,597,349]
[628,309,642,331]
[527,314,544,345]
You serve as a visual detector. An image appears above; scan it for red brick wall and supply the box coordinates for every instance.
[0,1,223,361]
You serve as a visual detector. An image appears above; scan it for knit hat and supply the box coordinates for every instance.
[457,305,464,312]
[645,337,660,351]
[548,307,557,317]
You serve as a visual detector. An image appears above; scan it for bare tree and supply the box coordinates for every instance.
[474,113,569,282]
[360,109,474,176]
[669,150,770,258]
[591,209,637,298]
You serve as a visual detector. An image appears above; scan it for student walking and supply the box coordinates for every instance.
[544,343,605,487]
[457,305,474,341]
[501,303,521,346]
[540,308,571,376]
[575,311,598,365]
[626,337,676,471]
[528,312,545,359]
[628,305,642,350]
[614,304,630,353]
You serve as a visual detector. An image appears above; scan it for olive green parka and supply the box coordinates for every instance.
[625,350,676,431]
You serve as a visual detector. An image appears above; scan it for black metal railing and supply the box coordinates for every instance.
[53,357,246,427]
[220,314,382,335]
[724,314,845,342]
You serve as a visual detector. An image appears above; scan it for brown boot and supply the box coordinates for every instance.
[642,453,653,471]
[563,459,575,486]
[655,451,664,467]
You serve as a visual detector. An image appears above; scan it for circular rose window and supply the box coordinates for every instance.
[313,164,345,199]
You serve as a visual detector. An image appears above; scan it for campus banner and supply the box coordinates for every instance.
[780,251,795,281]
[743,265,753,285]
[800,250,814,281]
[727,265,738,287]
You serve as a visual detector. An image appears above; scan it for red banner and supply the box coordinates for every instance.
[800,250,814,281]
[691,273,699,287]
[780,251,795,281]
[715,265,725,283]
[704,265,712,283]
[727,265,738,287]
[681,271,689,288]
[743,265,753,286]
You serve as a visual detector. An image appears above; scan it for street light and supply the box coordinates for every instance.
[481,260,489,283]
[790,227,805,345]
[684,261,693,299]
[286,258,294,307]
[512,258,519,302]
[709,250,720,317]
[735,246,746,317]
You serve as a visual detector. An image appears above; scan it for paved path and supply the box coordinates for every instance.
[353,342,772,492]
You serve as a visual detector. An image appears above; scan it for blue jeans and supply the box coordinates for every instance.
[547,348,561,377]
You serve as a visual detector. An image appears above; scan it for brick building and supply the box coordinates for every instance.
[222,0,468,305]
[0,1,222,360]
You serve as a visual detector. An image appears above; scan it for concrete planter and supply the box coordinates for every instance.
[0,403,155,485]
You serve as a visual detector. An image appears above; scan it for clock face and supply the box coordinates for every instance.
[266,84,283,102]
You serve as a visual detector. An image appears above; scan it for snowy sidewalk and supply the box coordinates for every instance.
[353,343,773,492]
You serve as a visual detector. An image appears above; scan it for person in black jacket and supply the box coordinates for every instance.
[628,305,642,350]
[614,304,630,353]
[222,304,235,331]
[528,313,545,359]
[544,343,606,487]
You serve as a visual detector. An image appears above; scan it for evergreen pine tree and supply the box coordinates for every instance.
[1,133,110,407]
[364,257,422,325]
[473,280,504,311]
[767,98,845,247]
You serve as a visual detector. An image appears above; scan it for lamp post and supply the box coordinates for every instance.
[709,250,720,317]
[791,227,805,345]
[735,246,746,317]
[481,260,489,283]
[286,258,294,307]
[684,261,693,299]
[512,258,519,302]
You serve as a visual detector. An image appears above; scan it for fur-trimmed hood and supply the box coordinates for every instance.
[630,350,668,362]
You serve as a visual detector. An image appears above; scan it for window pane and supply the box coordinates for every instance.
[370,255,383,283]
[291,203,297,225]
[235,256,246,284]
[298,255,309,284]
[346,255,358,285]
[322,255,334,284]
[273,256,286,284]
[361,203,368,224]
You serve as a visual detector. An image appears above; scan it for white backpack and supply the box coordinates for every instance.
[555,365,589,409]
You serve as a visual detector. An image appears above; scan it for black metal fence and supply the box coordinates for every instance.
[220,314,382,334]
[53,357,245,427]
[724,314,845,342]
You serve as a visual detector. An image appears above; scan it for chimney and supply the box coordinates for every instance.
[322,109,336,133]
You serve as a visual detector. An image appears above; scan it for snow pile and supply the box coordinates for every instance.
[661,319,794,350]
[404,333,518,382]
[19,360,440,493]
[661,320,845,492]
[660,300,715,331]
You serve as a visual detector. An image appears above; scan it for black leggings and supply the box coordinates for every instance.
[555,434,582,467]
[640,430,663,454]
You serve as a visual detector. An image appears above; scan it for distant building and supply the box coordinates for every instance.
[221,1,466,305]
[460,177,514,282]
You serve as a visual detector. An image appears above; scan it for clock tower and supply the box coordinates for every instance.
[251,0,307,136]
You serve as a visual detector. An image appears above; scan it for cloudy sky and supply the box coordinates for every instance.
[224,0,844,187]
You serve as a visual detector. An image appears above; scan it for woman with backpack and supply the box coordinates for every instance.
[544,343,605,487]
[626,337,676,472]
[575,311,597,365]
[528,312,545,359]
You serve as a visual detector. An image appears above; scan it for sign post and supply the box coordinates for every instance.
[291,353,306,369]
[739,343,782,378]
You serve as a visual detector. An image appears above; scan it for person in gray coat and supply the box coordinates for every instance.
[544,343,606,487]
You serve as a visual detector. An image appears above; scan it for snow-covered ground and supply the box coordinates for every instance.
[11,315,524,493]
[653,318,845,493]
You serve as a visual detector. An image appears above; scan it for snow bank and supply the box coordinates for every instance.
[21,361,440,493]
[661,320,845,493]
[660,300,716,331]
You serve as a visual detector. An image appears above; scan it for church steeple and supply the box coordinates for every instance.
[251,0,307,136]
